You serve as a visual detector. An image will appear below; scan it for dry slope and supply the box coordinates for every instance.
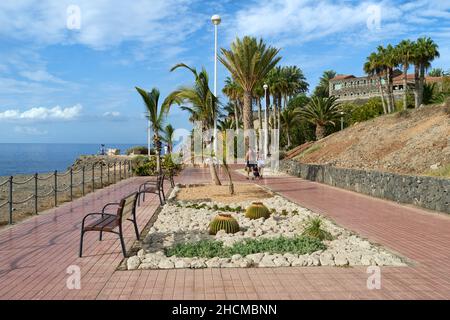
[294,104,450,176]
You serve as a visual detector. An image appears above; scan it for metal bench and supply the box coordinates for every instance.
[79,192,139,258]
[137,173,165,206]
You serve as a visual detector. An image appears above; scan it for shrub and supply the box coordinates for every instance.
[165,236,326,258]
[209,214,240,235]
[132,154,182,176]
[245,202,271,220]
[126,146,151,155]
[301,217,333,241]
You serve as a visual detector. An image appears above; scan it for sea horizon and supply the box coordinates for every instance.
[0,142,145,176]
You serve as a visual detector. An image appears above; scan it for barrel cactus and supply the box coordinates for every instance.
[245,202,271,220]
[209,214,240,235]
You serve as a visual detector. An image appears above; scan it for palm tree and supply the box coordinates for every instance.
[219,36,281,141]
[377,45,398,113]
[364,52,388,114]
[313,70,336,98]
[280,107,301,148]
[414,37,440,107]
[300,96,340,140]
[428,68,444,77]
[135,87,172,173]
[167,63,221,185]
[163,124,175,153]
[396,40,414,110]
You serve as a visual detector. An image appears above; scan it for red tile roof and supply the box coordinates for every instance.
[331,75,355,81]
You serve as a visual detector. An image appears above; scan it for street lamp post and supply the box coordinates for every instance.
[263,84,269,159]
[340,111,344,131]
[211,14,221,155]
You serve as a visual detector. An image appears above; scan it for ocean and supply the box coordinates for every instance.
[0,143,143,176]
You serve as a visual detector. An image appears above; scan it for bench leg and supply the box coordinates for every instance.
[118,225,127,257]
[79,230,85,258]
[133,218,140,240]
[99,230,103,241]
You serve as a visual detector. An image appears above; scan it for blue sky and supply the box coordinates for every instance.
[0,0,449,144]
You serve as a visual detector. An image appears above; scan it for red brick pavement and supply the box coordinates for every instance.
[0,167,449,300]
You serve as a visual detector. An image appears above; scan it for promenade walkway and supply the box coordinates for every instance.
[0,167,448,299]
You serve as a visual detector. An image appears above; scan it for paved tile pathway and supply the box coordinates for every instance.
[0,167,448,300]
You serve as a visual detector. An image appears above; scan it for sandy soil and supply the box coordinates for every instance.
[176,183,273,204]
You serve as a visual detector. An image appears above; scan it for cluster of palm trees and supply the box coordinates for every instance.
[364,37,440,113]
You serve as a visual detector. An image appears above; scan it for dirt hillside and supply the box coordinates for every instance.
[293,103,450,177]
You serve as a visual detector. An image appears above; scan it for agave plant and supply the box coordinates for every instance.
[301,217,332,241]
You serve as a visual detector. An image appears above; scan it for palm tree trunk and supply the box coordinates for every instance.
[418,63,425,107]
[414,64,420,108]
[154,135,161,173]
[385,70,392,113]
[234,99,240,134]
[277,94,282,130]
[257,98,263,131]
[286,129,291,148]
[315,124,326,140]
[243,90,254,151]
[378,79,387,114]
[221,160,234,195]
[403,65,408,110]
[209,162,221,185]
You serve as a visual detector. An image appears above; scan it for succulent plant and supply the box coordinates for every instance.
[209,214,240,235]
[245,202,271,220]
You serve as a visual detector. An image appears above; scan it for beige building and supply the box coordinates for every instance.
[329,71,444,102]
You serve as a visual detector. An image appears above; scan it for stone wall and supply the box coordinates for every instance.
[280,160,449,214]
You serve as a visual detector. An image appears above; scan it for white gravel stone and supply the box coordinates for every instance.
[334,255,349,266]
[127,256,141,270]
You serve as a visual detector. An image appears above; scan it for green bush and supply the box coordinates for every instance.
[132,154,182,176]
[165,236,326,258]
[301,217,333,241]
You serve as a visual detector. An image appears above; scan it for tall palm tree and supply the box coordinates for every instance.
[219,36,281,141]
[377,45,398,113]
[163,124,175,153]
[167,63,222,185]
[396,40,414,110]
[135,87,172,173]
[313,70,337,98]
[364,52,388,114]
[280,107,301,148]
[414,37,440,107]
[300,96,340,140]
[266,66,284,130]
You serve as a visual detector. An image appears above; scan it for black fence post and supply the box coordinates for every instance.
[107,163,110,185]
[82,166,85,196]
[70,168,73,201]
[54,170,58,207]
[114,162,116,183]
[8,176,13,225]
[34,173,38,215]
[119,162,122,181]
[92,164,95,192]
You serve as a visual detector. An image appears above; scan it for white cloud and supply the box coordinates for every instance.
[226,0,450,46]
[19,70,67,84]
[0,0,204,50]
[103,111,121,118]
[14,126,48,135]
[0,104,82,121]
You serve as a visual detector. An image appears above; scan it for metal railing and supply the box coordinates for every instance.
[0,160,133,225]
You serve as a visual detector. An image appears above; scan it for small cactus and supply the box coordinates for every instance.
[209,214,240,235]
[245,202,271,220]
